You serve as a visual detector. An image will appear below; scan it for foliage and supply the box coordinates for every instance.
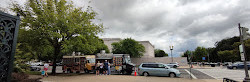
[13,43,31,73]
[218,50,238,62]
[154,49,168,57]
[112,38,145,58]
[11,0,104,74]
[182,50,192,62]
[193,46,207,62]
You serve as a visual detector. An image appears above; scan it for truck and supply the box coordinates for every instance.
[62,56,86,73]
[84,55,96,73]
[112,54,135,75]
[96,52,135,75]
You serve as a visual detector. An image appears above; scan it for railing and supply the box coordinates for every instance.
[0,11,20,82]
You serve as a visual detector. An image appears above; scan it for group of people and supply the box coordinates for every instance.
[95,60,111,75]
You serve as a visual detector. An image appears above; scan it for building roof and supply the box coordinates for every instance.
[101,38,122,41]
[138,41,155,48]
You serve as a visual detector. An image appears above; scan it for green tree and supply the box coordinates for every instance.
[155,49,168,57]
[11,0,104,74]
[112,38,145,57]
[218,50,238,62]
[193,46,207,62]
[182,50,192,62]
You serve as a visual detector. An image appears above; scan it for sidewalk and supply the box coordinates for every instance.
[179,65,222,69]
[33,74,222,82]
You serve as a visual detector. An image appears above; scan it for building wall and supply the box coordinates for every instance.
[102,38,121,52]
[102,38,155,58]
[131,57,188,66]
[139,41,155,58]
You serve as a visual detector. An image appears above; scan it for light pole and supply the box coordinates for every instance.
[169,46,174,63]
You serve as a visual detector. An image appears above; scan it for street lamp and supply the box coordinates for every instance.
[169,46,174,63]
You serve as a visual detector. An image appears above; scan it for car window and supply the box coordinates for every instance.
[158,64,165,68]
[142,64,158,68]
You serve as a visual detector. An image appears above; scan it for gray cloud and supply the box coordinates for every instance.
[2,0,250,57]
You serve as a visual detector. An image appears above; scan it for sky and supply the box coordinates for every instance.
[1,0,250,57]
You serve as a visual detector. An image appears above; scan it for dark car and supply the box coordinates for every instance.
[227,62,250,70]
[30,65,41,71]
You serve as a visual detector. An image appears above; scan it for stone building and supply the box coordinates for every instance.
[101,38,155,58]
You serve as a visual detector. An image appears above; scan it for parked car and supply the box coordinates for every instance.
[26,61,44,66]
[223,62,232,66]
[138,63,181,77]
[30,65,41,71]
[165,62,179,68]
[227,62,250,70]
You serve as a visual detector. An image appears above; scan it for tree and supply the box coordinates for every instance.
[193,46,207,62]
[182,50,192,62]
[155,49,168,57]
[218,50,238,62]
[112,38,145,57]
[11,0,104,74]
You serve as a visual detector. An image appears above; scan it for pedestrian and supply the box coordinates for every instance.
[99,61,104,75]
[104,60,109,75]
[108,61,111,75]
[96,61,100,76]
[43,63,49,77]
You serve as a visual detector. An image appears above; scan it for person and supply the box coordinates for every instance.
[99,61,104,75]
[43,63,49,77]
[104,60,109,75]
[107,61,111,75]
[96,61,100,76]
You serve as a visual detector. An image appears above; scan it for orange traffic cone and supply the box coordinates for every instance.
[134,67,137,76]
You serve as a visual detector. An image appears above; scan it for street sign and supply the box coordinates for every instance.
[239,45,243,53]
[202,57,205,60]
[241,53,245,61]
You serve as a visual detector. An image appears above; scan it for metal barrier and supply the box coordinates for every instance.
[223,78,238,82]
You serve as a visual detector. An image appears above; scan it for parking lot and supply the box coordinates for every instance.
[196,67,249,81]
[35,66,247,81]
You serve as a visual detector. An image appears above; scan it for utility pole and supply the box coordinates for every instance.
[238,23,250,82]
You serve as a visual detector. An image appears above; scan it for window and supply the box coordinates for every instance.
[158,64,165,68]
[142,64,158,68]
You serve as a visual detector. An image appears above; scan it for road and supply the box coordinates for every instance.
[36,66,245,81]
[177,68,214,79]
[35,74,220,82]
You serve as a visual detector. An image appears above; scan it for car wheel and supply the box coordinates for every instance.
[143,72,149,77]
[173,65,177,68]
[169,73,176,78]
[233,67,237,70]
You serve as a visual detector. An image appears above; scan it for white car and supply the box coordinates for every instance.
[165,62,179,68]
[26,61,44,66]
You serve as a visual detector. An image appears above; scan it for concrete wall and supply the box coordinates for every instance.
[102,38,121,52]
[139,41,155,58]
[131,57,188,66]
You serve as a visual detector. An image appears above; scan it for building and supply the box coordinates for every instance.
[101,38,155,58]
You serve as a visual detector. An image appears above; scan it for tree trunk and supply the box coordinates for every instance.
[51,43,60,75]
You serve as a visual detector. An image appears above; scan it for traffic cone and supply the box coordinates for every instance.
[134,67,137,76]
[191,65,193,68]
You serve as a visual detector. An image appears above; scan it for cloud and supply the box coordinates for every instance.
[2,0,250,57]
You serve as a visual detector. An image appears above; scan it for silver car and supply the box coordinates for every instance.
[138,63,181,77]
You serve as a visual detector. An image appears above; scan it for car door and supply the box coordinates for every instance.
[155,64,169,76]
[239,63,244,69]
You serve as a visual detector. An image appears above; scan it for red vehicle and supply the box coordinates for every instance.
[62,56,86,73]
